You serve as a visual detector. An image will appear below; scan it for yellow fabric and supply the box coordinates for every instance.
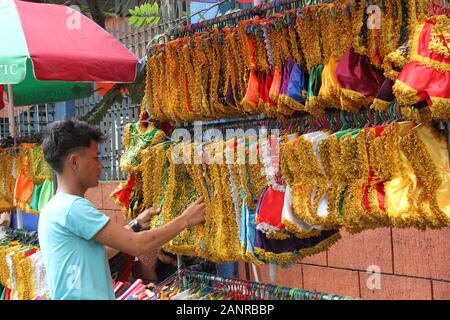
[162,144,203,258]
[0,153,16,212]
[318,57,341,110]
[400,124,450,228]
[382,122,423,228]
[29,145,53,184]
[414,125,450,226]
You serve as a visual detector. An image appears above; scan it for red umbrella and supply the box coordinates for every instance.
[0,0,139,136]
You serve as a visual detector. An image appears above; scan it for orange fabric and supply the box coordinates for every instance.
[269,67,282,100]
[14,172,34,204]
[242,70,260,109]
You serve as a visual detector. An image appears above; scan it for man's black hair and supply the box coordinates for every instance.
[42,119,105,173]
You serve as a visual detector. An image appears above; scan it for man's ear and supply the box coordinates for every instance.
[66,153,79,170]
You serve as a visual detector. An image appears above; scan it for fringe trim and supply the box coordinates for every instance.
[276,99,296,116]
[256,222,282,235]
[383,51,408,80]
[281,218,322,239]
[304,96,326,117]
[401,107,433,124]
[279,95,306,112]
[409,17,450,72]
[299,231,341,259]
[0,205,15,212]
[254,247,300,267]
[393,80,421,106]
[400,129,449,228]
[370,98,392,111]
[264,231,291,240]
[243,250,265,266]
[240,98,260,115]
[429,97,450,120]
[339,88,374,108]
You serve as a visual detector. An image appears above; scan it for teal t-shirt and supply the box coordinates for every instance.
[38,192,115,300]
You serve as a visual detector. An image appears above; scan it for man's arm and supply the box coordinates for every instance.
[105,224,132,259]
[95,197,205,257]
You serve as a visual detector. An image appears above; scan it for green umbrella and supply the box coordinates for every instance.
[4,59,93,107]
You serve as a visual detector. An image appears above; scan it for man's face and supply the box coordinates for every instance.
[74,140,102,189]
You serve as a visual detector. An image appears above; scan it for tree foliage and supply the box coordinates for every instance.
[128,2,161,28]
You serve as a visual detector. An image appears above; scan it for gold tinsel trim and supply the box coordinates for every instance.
[254,247,299,266]
[281,218,322,239]
[409,15,450,72]
[279,95,306,112]
[370,98,392,111]
[392,80,421,107]
[299,231,341,259]
[429,97,450,121]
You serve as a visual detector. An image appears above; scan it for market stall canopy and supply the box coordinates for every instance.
[0,0,139,106]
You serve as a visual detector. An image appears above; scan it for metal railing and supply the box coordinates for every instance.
[0,104,56,139]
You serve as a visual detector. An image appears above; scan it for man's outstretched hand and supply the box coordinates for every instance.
[136,208,161,229]
[181,197,206,228]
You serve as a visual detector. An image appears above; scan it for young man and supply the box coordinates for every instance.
[38,119,205,300]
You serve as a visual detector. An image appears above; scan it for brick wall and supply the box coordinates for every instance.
[89,182,450,300]
[239,227,450,300]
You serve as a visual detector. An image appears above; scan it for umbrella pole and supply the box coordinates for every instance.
[7,85,23,229]
[7,85,16,140]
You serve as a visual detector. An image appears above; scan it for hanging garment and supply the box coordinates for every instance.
[289,131,330,227]
[225,140,243,246]
[29,183,43,213]
[161,143,202,257]
[372,121,423,228]
[281,185,322,239]
[0,153,15,212]
[276,59,296,115]
[256,186,288,239]
[400,124,450,228]
[14,173,34,212]
[279,60,308,112]
[304,64,324,116]
[28,145,53,184]
[254,228,341,267]
[240,203,263,265]
[120,122,166,173]
[393,15,450,120]
[37,179,55,211]
[317,57,341,111]
[342,126,389,233]
[317,129,356,227]
[269,66,282,106]
[336,47,385,112]
[111,173,137,213]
